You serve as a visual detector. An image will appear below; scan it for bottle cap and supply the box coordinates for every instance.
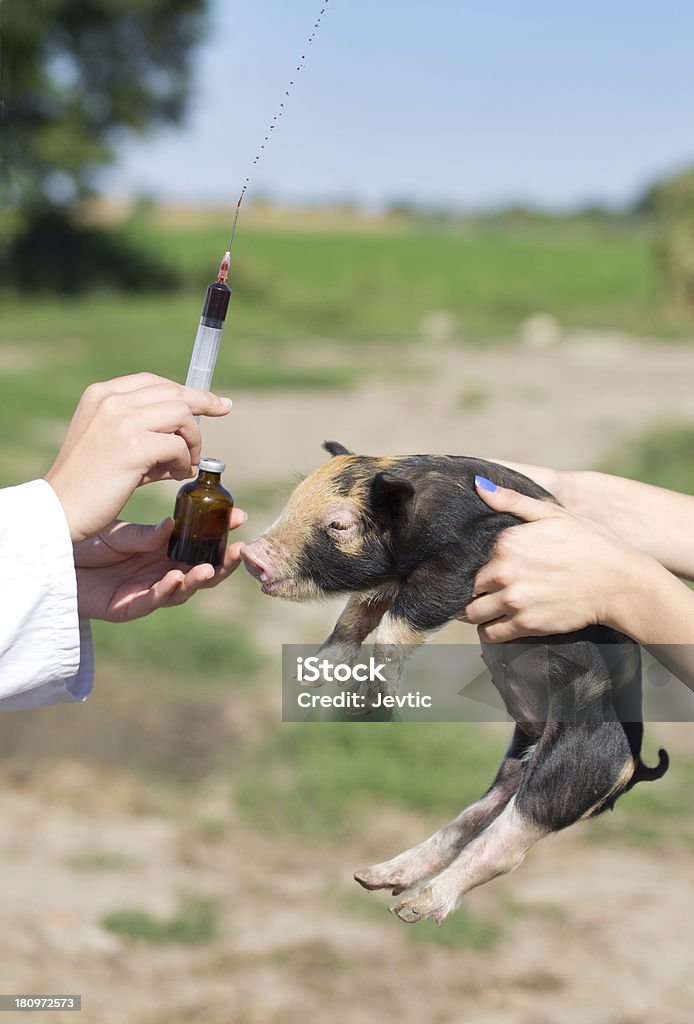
[199,456,225,474]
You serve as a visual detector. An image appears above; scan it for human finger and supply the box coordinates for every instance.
[75,374,170,412]
[229,507,248,530]
[159,563,217,605]
[117,380,232,418]
[464,592,508,625]
[173,540,245,592]
[477,618,527,644]
[135,400,202,464]
[138,432,194,481]
[103,517,174,554]
[474,477,563,522]
[479,460,560,494]
[110,568,186,619]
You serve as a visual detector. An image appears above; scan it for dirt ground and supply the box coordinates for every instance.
[202,330,694,485]
[0,744,692,1024]
[2,333,693,1024]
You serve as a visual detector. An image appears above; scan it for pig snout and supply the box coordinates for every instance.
[241,540,275,584]
[240,537,305,599]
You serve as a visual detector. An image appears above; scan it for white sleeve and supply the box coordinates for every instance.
[0,479,94,710]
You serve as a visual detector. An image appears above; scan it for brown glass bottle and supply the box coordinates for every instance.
[168,457,233,568]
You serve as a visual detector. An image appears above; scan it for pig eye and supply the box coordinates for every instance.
[328,520,354,532]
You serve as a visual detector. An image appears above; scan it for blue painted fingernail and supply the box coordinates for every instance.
[475,475,497,492]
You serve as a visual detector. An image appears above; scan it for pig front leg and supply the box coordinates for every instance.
[369,612,434,698]
[343,604,442,711]
[367,558,469,696]
[311,586,398,688]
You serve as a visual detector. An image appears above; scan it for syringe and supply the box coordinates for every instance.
[185,250,232,398]
[184,0,330,399]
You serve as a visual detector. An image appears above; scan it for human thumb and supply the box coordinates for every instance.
[474,475,559,523]
[107,517,175,553]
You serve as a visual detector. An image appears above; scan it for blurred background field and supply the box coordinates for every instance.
[0,205,663,441]
[2,201,694,1024]
[3,0,694,1020]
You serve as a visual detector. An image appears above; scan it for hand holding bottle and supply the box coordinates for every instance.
[73,509,247,622]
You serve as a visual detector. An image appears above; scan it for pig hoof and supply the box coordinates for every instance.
[315,642,362,685]
[354,864,408,892]
[389,900,423,924]
[389,887,451,926]
[354,848,442,892]
[355,866,395,891]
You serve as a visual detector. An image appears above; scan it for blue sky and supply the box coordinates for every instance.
[103,0,694,209]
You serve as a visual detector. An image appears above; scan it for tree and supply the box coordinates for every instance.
[2,0,207,213]
[0,0,206,288]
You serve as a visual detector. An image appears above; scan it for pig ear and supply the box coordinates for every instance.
[370,471,415,522]
[322,440,355,457]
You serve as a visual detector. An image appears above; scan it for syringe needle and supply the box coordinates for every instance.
[227,202,242,254]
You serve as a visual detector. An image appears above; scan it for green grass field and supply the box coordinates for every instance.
[601,422,694,493]
[122,214,659,341]
[0,213,668,460]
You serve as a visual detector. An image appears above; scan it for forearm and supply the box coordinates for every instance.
[486,461,694,577]
[561,471,694,579]
[608,555,694,641]
[605,556,694,691]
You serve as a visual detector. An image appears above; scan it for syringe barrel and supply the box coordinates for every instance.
[185,322,224,393]
[185,279,231,393]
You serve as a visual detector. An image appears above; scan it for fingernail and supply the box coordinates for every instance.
[475,475,497,492]
[155,516,172,529]
[220,397,233,409]
[202,565,215,580]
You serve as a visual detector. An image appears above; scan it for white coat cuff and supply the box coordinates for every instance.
[0,479,93,707]
[0,620,94,711]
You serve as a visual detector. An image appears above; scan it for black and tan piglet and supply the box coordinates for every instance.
[241,443,668,926]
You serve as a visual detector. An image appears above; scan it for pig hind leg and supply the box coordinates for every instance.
[389,795,543,924]
[355,726,530,894]
[390,718,636,925]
